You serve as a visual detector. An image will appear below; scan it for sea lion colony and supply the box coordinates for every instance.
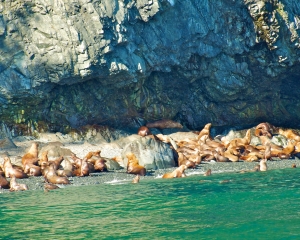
[0,122,299,191]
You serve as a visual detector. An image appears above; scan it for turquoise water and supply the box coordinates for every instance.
[1,169,300,239]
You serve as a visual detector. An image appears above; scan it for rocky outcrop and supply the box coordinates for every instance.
[0,0,300,136]
[117,135,175,169]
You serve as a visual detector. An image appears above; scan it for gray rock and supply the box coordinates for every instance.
[0,0,299,133]
[120,135,175,170]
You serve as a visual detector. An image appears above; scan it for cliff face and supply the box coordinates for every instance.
[0,0,300,134]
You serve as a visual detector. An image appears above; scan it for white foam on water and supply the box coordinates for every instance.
[104,179,129,185]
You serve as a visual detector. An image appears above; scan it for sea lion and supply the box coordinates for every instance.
[177,152,196,168]
[22,142,39,167]
[0,174,10,189]
[239,165,260,173]
[214,152,230,162]
[278,128,300,142]
[44,183,59,190]
[10,176,28,191]
[259,159,267,171]
[198,123,212,142]
[44,165,70,184]
[126,153,146,176]
[292,163,297,168]
[137,126,152,137]
[72,157,90,177]
[264,143,271,160]
[94,158,107,172]
[24,163,42,176]
[146,119,183,129]
[3,157,28,179]
[39,150,49,166]
[162,165,187,179]
[223,149,239,162]
[48,156,64,171]
[132,175,140,184]
[204,169,212,176]
[85,150,101,160]
[255,122,274,138]
[56,169,73,177]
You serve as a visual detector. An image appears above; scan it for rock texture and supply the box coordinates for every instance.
[0,0,300,135]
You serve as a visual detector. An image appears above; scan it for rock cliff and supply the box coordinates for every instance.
[0,0,300,135]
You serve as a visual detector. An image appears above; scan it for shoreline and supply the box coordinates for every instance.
[1,155,299,194]
[1,124,300,194]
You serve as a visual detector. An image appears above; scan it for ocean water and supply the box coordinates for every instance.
[1,169,300,239]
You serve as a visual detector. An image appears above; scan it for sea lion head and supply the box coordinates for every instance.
[137,126,151,137]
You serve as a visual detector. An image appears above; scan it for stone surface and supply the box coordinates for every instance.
[119,135,175,169]
[0,0,300,135]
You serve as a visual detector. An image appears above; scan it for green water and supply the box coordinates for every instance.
[1,169,300,239]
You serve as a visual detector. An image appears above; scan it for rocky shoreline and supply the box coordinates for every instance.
[1,141,299,194]
[1,123,300,194]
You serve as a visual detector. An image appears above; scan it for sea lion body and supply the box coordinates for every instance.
[48,156,64,171]
[45,165,70,184]
[162,165,187,179]
[3,157,28,179]
[126,153,146,176]
[44,183,59,190]
[85,150,101,160]
[0,174,10,189]
[132,175,140,184]
[259,159,267,171]
[94,159,107,172]
[10,176,28,191]
[178,152,196,168]
[56,169,73,177]
[22,142,39,166]
[204,169,212,176]
[24,163,42,176]
[146,119,183,129]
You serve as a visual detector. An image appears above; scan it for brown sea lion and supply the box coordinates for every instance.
[255,122,274,138]
[94,159,107,172]
[214,152,230,162]
[146,119,183,129]
[278,128,300,142]
[162,165,187,179]
[10,176,28,191]
[259,159,267,171]
[0,174,10,189]
[132,175,140,184]
[264,143,271,160]
[48,156,64,171]
[126,153,146,176]
[56,169,73,177]
[72,157,90,177]
[3,157,28,179]
[44,183,60,190]
[137,126,152,137]
[39,150,49,166]
[223,149,239,162]
[85,150,101,160]
[239,164,260,173]
[204,169,212,176]
[177,152,196,168]
[24,163,42,176]
[22,142,39,167]
[44,165,70,184]
[198,123,212,142]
